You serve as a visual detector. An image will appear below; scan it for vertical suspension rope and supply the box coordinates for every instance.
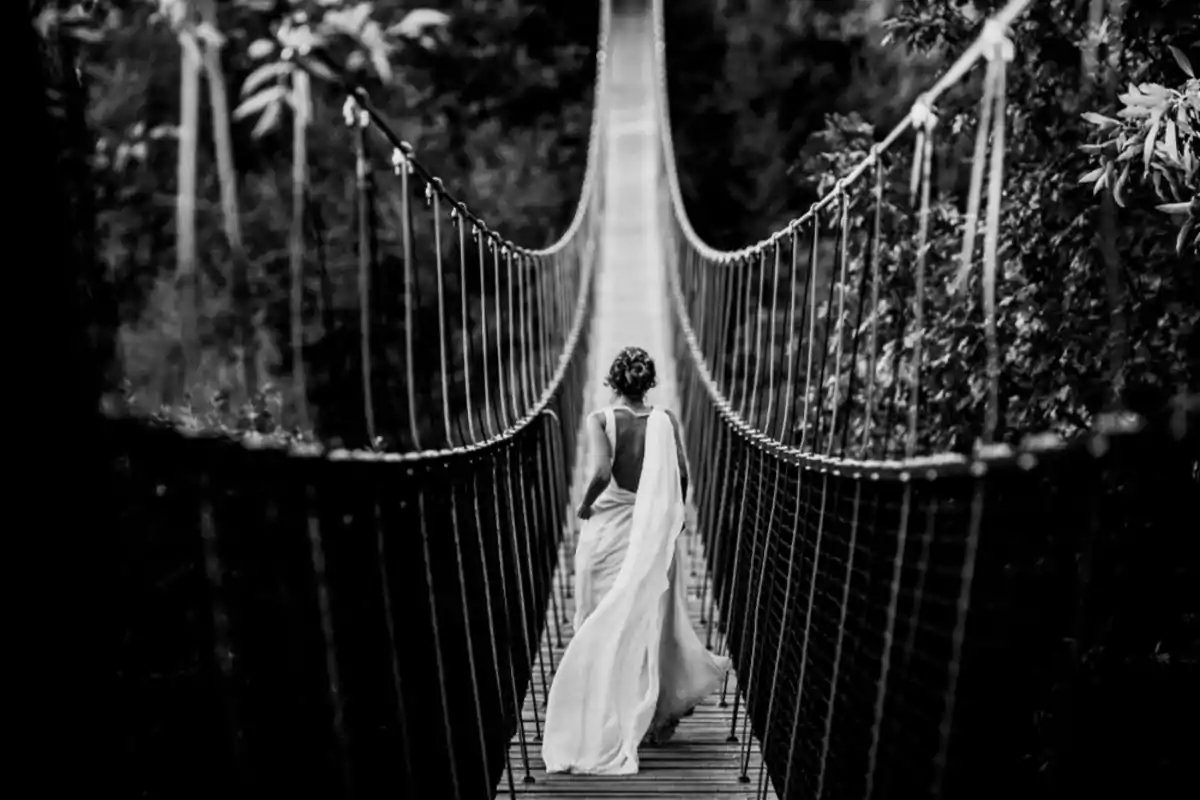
[289,65,311,432]
[931,26,1013,797]
[393,146,422,450]
[825,186,851,455]
[373,497,416,796]
[305,487,351,794]
[347,98,377,447]
[516,434,552,710]
[778,230,801,442]
[536,258,551,393]
[799,211,821,453]
[516,252,534,413]
[980,30,1011,444]
[762,241,782,433]
[504,244,521,422]
[447,482,491,800]
[415,490,461,800]
[931,481,986,799]
[456,210,478,443]
[485,457,534,784]
[842,187,872,457]
[861,155,885,456]
[736,445,785,779]
[753,464,805,800]
[502,446,543,742]
[815,480,863,800]
[748,249,768,426]
[431,183,455,447]
[906,98,936,458]
[864,481,914,800]
[702,423,731,650]
[492,239,511,430]
[737,253,756,419]
[477,226,496,439]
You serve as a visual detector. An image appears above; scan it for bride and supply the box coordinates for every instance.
[541,346,731,776]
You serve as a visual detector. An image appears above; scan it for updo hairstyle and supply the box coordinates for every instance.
[605,346,657,400]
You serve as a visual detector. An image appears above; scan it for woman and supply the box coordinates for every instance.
[541,347,731,775]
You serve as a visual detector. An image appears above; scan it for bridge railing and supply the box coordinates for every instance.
[652,0,1198,798]
[103,1,612,797]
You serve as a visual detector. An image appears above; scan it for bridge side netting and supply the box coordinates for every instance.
[652,0,1199,798]
[101,0,612,797]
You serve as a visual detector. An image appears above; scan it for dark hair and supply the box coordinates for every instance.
[605,346,657,400]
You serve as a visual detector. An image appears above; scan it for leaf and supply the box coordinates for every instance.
[388,8,450,38]
[241,61,291,97]
[1177,217,1196,255]
[1144,108,1164,173]
[1178,104,1195,137]
[248,38,276,60]
[1156,201,1191,215]
[1117,104,1151,119]
[1118,91,1161,108]
[368,43,392,82]
[1081,111,1119,129]
[1113,162,1130,208]
[1164,118,1181,163]
[251,99,282,139]
[233,84,287,121]
[304,58,338,83]
[1079,166,1104,184]
[1169,45,1195,78]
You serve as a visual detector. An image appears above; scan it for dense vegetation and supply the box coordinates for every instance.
[46,0,598,445]
[44,0,1195,452]
[665,0,1197,452]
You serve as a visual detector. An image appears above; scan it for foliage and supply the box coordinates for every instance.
[52,0,597,447]
[667,0,1197,455]
[1079,45,1200,255]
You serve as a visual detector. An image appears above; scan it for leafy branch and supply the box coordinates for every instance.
[1079,45,1200,255]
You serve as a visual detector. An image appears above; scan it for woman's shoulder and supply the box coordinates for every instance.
[588,407,612,427]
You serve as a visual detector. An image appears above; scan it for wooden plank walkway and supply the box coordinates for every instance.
[496,548,775,799]
[496,8,777,799]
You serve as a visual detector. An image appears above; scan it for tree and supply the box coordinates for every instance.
[234,0,450,433]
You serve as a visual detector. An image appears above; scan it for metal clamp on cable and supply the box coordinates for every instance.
[911,94,938,131]
[867,143,881,168]
[980,18,1015,62]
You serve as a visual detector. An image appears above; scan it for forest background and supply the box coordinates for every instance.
[39,0,1198,451]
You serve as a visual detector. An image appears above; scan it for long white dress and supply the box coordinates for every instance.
[541,407,731,775]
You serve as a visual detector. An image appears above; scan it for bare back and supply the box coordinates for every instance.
[601,407,688,493]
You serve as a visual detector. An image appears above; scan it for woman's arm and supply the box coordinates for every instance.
[577,412,612,516]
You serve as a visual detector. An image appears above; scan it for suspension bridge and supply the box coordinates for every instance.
[60,0,1195,799]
